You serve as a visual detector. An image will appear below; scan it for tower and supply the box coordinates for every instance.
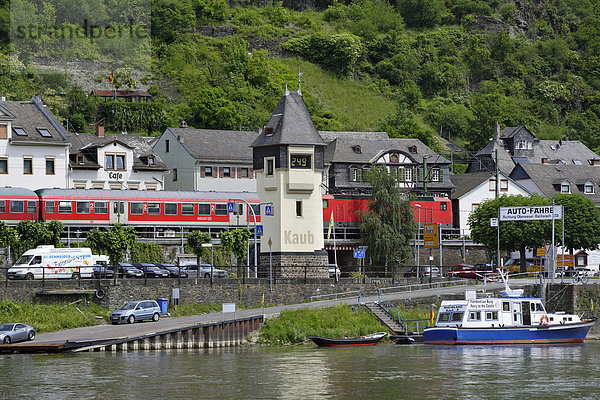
[252,89,328,277]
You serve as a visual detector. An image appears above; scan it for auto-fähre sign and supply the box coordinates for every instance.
[499,206,562,221]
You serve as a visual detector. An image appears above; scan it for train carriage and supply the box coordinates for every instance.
[0,187,39,224]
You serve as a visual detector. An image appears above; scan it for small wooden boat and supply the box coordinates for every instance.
[307,332,387,347]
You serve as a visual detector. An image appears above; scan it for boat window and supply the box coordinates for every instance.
[468,311,481,321]
[536,303,545,312]
[451,312,464,322]
[531,303,536,312]
[438,312,451,322]
[485,311,498,320]
[550,317,554,322]
[502,301,510,311]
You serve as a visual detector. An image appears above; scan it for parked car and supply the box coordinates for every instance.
[110,300,161,325]
[132,263,170,278]
[118,263,144,278]
[474,263,496,278]
[157,264,188,278]
[0,323,35,344]
[448,264,476,279]
[404,266,441,278]
[93,265,114,279]
[184,264,228,278]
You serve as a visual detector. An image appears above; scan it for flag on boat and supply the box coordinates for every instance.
[327,211,334,243]
[430,308,435,326]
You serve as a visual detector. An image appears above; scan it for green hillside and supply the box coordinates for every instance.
[1,0,600,155]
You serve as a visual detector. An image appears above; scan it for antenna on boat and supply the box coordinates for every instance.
[498,267,524,297]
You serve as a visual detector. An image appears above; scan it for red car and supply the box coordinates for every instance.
[448,264,476,279]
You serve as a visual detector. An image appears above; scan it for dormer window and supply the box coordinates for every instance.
[352,145,362,154]
[13,127,27,136]
[542,158,548,163]
[561,181,571,194]
[37,128,52,138]
[573,160,582,165]
[265,127,274,136]
[409,146,417,154]
[148,156,156,166]
[76,154,85,165]
[584,182,595,194]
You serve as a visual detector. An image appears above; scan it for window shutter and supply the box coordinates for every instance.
[219,167,224,178]
[237,167,242,179]
[0,125,6,139]
[200,166,205,177]
[249,168,254,178]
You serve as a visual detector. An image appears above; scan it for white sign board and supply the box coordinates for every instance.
[499,206,562,221]
[222,303,236,313]
[172,288,180,300]
[490,218,498,227]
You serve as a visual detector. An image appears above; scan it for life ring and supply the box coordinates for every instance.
[95,289,105,299]
[540,315,549,326]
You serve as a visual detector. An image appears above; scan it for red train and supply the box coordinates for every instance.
[0,187,452,229]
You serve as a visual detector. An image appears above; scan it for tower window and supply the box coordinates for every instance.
[266,158,274,176]
[296,201,302,217]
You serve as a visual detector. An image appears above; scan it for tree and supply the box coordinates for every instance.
[0,221,16,264]
[12,220,64,258]
[468,195,552,273]
[86,224,137,279]
[187,230,211,265]
[221,228,251,274]
[551,193,600,251]
[359,166,417,266]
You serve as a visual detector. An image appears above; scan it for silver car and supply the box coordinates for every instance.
[110,300,161,325]
[184,264,228,278]
[0,323,35,344]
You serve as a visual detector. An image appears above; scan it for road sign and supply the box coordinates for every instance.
[557,254,574,267]
[265,205,272,216]
[354,249,365,258]
[499,206,562,221]
[256,225,263,236]
[490,218,498,227]
[423,223,439,248]
[227,202,235,213]
[544,243,552,254]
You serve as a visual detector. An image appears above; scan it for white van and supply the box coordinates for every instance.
[7,245,97,280]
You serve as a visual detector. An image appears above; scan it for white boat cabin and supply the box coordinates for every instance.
[436,295,581,328]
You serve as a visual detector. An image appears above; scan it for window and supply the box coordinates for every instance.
[105,154,125,170]
[438,313,451,322]
[489,179,496,191]
[241,168,249,178]
[46,158,55,174]
[13,127,27,136]
[45,201,55,214]
[471,203,479,211]
[431,168,440,182]
[130,202,143,215]
[561,182,571,193]
[349,166,362,182]
[585,182,595,194]
[266,158,274,176]
[296,200,302,217]
[468,311,481,321]
[233,203,243,215]
[165,139,170,153]
[95,201,108,214]
[147,203,160,215]
[397,167,406,182]
[116,154,125,170]
[500,179,508,191]
[265,127,274,136]
[205,166,213,177]
[76,154,84,165]
[181,203,194,215]
[106,154,114,169]
[58,201,72,213]
[0,201,4,213]
[502,302,510,312]
[405,168,412,182]
[198,203,211,215]
[37,128,52,137]
[173,168,178,181]
[76,201,90,214]
[486,311,498,320]
[165,203,178,215]
[251,204,260,217]
[440,202,447,211]
[215,204,227,216]
[323,199,329,209]
[0,158,7,174]
[10,200,24,213]
[574,160,582,165]
[451,312,464,322]
[148,156,155,166]
[223,167,231,177]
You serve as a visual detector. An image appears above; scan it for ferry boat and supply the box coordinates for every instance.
[423,272,596,345]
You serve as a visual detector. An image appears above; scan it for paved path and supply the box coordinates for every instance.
[29,279,536,345]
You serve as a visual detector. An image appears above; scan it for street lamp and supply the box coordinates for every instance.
[415,204,421,272]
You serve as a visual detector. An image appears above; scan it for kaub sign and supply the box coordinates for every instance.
[499,206,562,221]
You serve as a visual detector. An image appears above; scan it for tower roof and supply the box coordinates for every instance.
[252,91,325,148]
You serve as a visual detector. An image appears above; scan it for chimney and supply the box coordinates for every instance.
[495,122,501,141]
[96,124,105,138]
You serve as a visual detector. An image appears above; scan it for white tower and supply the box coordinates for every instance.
[251,90,328,277]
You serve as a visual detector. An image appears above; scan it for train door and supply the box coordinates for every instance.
[231,203,245,226]
[110,201,127,224]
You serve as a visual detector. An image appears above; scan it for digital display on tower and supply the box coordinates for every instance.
[290,154,311,169]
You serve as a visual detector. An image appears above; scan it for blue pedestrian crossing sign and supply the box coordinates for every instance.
[227,202,235,213]
[265,205,272,216]
[256,225,263,236]
[354,249,365,258]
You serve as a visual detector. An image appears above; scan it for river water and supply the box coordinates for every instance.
[2,342,600,399]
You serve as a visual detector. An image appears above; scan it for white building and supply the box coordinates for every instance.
[68,129,168,190]
[0,96,69,190]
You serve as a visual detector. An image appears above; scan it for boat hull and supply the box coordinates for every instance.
[307,332,386,347]
[423,320,596,345]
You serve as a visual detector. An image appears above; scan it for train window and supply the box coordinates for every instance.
[215,204,227,216]
[322,199,329,209]
[251,204,260,217]
[165,203,178,215]
[95,202,108,214]
[148,203,160,215]
[58,201,72,213]
[198,204,211,215]
[10,200,24,213]
[130,202,143,215]
[113,202,125,214]
[0,201,5,213]
[45,201,54,214]
[27,201,36,214]
[441,202,447,211]
[76,201,90,214]
[181,203,194,215]
[233,203,243,215]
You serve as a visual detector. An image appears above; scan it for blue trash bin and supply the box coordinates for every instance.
[157,298,168,314]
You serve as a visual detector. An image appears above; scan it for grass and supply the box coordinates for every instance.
[0,300,110,333]
[258,304,385,345]
[167,303,223,317]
